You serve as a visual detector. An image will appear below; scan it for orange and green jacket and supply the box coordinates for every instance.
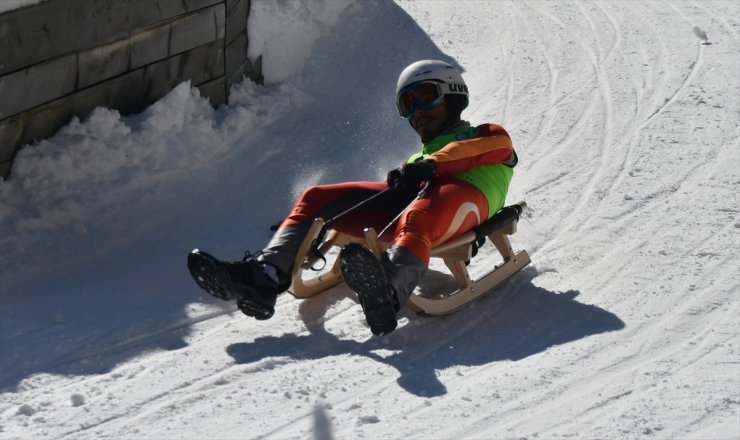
[406,123,517,217]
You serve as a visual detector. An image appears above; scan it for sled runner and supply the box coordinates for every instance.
[288,201,531,315]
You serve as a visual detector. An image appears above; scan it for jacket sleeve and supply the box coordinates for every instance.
[428,124,514,177]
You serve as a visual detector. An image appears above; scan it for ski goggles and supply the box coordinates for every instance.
[396,81,446,118]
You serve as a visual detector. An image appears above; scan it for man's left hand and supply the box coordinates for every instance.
[390,159,436,191]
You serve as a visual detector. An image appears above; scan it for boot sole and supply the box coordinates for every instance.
[188,250,238,301]
[237,296,274,320]
[339,244,398,336]
[187,250,275,320]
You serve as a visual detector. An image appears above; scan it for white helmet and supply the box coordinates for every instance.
[395,60,469,117]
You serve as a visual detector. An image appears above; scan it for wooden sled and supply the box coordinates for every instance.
[288,201,531,315]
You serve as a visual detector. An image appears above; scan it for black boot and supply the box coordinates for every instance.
[339,244,427,336]
[381,246,428,306]
[339,243,399,336]
[187,249,290,320]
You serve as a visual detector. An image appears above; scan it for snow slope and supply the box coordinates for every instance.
[1,0,739,438]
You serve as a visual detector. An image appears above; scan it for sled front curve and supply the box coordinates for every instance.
[288,202,531,315]
[288,219,390,298]
[288,218,344,299]
[406,224,530,315]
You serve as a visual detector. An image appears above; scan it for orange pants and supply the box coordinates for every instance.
[280,177,489,265]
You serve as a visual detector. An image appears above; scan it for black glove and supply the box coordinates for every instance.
[387,159,436,191]
[386,168,402,189]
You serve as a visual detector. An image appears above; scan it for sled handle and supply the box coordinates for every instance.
[363,227,383,260]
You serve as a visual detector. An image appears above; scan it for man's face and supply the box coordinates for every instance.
[410,101,450,143]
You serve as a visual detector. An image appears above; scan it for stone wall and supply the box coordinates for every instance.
[0,0,262,178]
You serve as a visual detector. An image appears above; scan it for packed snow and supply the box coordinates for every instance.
[247,0,353,83]
[1,1,739,439]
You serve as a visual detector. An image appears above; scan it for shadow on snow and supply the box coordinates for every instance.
[227,268,625,398]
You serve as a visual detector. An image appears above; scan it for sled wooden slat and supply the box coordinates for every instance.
[406,247,530,315]
[289,218,344,299]
[288,201,531,315]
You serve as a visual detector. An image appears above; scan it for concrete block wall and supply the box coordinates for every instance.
[0,0,262,178]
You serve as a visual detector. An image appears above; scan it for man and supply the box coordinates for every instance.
[188,60,518,335]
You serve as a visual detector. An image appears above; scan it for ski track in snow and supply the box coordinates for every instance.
[1,1,739,439]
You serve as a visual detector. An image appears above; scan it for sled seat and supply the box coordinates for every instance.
[288,201,531,315]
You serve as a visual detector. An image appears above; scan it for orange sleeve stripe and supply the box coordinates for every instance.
[431,135,512,163]
[430,135,513,177]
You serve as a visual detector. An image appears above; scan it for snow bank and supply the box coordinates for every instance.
[0,80,304,287]
[1,84,213,231]
[248,0,354,83]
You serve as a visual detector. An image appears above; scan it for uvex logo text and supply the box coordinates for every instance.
[449,83,469,93]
